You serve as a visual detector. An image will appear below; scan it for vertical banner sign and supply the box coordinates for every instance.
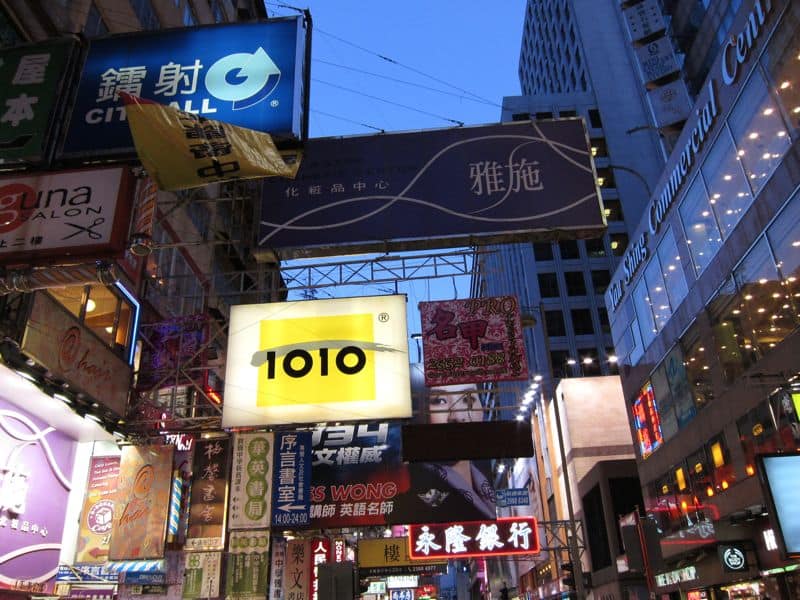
[283,539,310,600]
[226,530,271,600]
[419,296,528,386]
[269,538,287,600]
[229,432,274,529]
[309,537,330,600]
[272,431,312,528]
[332,538,346,563]
[109,445,174,560]
[186,438,230,550]
[75,456,121,564]
[183,552,222,599]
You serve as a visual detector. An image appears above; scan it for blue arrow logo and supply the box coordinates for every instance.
[205,47,281,110]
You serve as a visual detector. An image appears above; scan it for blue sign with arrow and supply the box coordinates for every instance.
[271,430,312,527]
[61,17,305,158]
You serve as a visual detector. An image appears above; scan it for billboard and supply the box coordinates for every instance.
[757,451,800,558]
[407,517,539,560]
[0,167,133,265]
[0,38,78,166]
[61,18,305,158]
[186,438,230,551]
[222,295,411,427]
[75,455,120,564]
[271,431,312,528]
[419,295,528,386]
[256,120,604,260]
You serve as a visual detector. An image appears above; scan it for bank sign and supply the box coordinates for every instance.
[222,295,411,427]
[61,18,304,158]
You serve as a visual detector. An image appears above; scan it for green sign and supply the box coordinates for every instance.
[183,552,222,599]
[225,530,271,600]
[0,38,76,164]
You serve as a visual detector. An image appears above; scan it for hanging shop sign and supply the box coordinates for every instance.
[0,397,77,593]
[109,445,174,560]
[495,488,530,508]
[271,431,312,528]
[623,0,665,42]
[310,537,330,600]
[22,292,132,416]
[183,551,221,599]
[0,38,78,165]
[0,167,133,264]
[283,539,311,600]
[256,119,603,261]
[56,564,117,583]
[229,432,274,530]
[269,538,287,600]
[186,438,230,551]
[387,576,419,589]
[407,517,540,560]
[75,455,120,564]
[223,295,411,427]
[358,538,447,578]
[419,295,528,386]
[647,79,692,127]
[226,530,271,600]
[635,37,680,83]
[61,17,305,158]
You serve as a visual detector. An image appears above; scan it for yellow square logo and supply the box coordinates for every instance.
[256,313,376,406]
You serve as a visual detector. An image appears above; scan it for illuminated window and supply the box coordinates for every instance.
[679,177,723,276]
[675,466,687,491]
[700,131,753,238]
[679,321,715,409]
[760,7,800,139]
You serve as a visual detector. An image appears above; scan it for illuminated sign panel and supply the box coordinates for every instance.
[222,296,411,427]
[407,517,539,560]
[632,381,663,459]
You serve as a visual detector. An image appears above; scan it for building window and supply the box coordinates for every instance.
[538,272,560,298]
[580,348,601,376]
[559,109,577,118]
[761,6,800,139]
[737,386,800,478]
[767,189,800,305]
[657,228,688,312]
[590,137,608,158]
[83,2,108,37]
[591,270,610,295]
[533,242,554,261]
[679,176,722,276]
[708,277,758,382]
[610,233,628,256]
[559,240,580,260]
[728,70,791,196]
[585,237,606,258]
[679,321,714,410]
[633,278,657,348]
[549,350,570,378]
[598,307,610,334]
[545,310,566,337]
[130,0,159,30]
[0,8,23,48]
[534,111,553,120]
[588,109,603,129]
[571,309,594,335]
[603,199,623,222]
[700,131,753,238]
[643,252,673,331]
[595,168,616,189]
[564,271,587,296]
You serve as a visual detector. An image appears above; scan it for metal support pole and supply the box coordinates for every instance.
[552,391,586,600]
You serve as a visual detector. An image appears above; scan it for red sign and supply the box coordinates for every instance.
[632,381,663,459]
[407,517,539,560]
[419,296,528,386]
[332,537,346,562]
[310,536,330,600]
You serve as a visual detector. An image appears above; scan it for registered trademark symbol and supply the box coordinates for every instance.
[378,312,389,323]
[270,99,279,108]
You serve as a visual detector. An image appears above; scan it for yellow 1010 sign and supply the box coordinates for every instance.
[223,295,412,427]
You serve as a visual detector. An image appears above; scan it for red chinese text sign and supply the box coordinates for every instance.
[408,517,539,560]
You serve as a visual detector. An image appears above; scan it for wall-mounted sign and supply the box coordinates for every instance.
[62,18,305,158]
[357,538,446,578]
[310,537,330,600]
[655,565,698,588]
[186,438,230,550]
[22,291,131,416]
[624,0,665,42]
[420,295,528,386]
[648,79,692,127]
[495,488,530,508]
[256,120,603,261]
[632,381,663,460]
[271,431,311,528]
[283,539,310,600]
[223,295,411,427]
[229,432,274,530]
[0,398,77,592]
[269,538,287,600]
[226,530,271,599]
[182,552,221,599]
[0,38,78,165]
[635,37,680,83]
[407,517,539,560]
[387,575,419,589]
[0,167,133,265]
[109,445,174,560]
[75,455,120,564]
[718,543,748,572]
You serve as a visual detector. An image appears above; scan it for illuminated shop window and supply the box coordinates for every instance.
[760,4,800,139]
[679,176,723,276]
[631,381,664,460]
[699,130,753,238]
[708,277,759,382]
[657,228,689,311]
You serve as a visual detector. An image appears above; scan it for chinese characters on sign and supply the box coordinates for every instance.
[283,539,310,600]
[420,296,528,386]
[229,432,274,530]
[226,530,271,600]
[75,456,120,564]
[186,438,230,550]
[407,518,539,560]
[357,538,446,578]
[309,537,330,600]
[269,538,287,600]
[272,431,311,528]
[183,551,221,599]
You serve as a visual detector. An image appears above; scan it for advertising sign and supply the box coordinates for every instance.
[0,397,77,592]
[183,552,221,599]
[648,79,692,127]
[419,295,528,386]
[229,432,274,530]
[136,314,208,391]
[635,37,680,83]
[310,537,330,600]
[109,445,174,560]
[407,517,539,560]
[272,431,312,528]
[269,538,287,600]
[495,488,530,508]
[0,167,133,264]
[358,538,447,578]
[62,18,305,158]
[22,292,132,416]
[222,295,411,427]
[758,451,800,558]
[75,455,120,564]
[256,120,603,260]
[624,0,665,42]
[0,38,77,165]
[718,543,748,572]
[186,438,230,550]
[283,539,310,600]
[226,530,271,600]
[632,381,663,460]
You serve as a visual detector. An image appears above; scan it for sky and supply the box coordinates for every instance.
[263,1,528,337]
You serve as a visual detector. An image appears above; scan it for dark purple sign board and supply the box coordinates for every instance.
[0,396,76,592]
[256,120,604,260]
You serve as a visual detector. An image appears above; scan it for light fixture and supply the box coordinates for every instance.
[608,355,618,363]
[85,413,103,424]
[497,463,506,473]
[582,357,593,365]
[86,298,97,313]
[566,358,577,366]
[53,392,72,405]
[533,374,543,382]
[15,369,37,383]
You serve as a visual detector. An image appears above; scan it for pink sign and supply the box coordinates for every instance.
[419,296,528,386]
